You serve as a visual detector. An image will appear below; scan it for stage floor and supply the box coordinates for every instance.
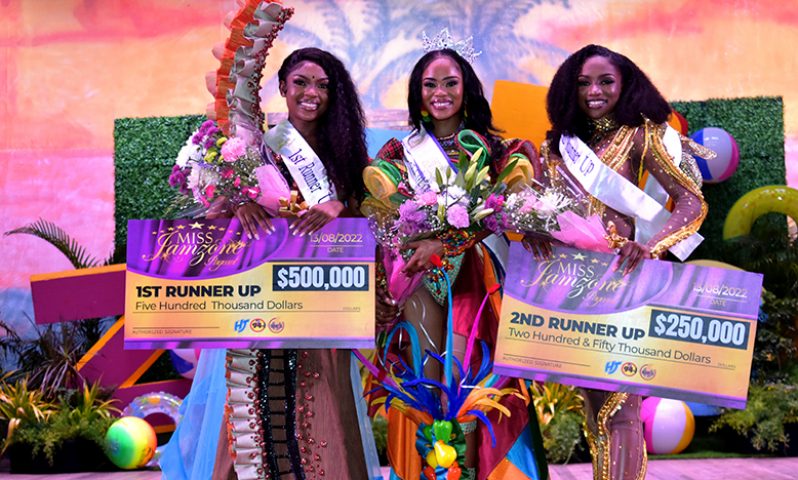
[2,458,797,479]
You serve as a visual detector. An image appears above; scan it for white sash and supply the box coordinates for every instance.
[401,128,509,271]
[401,128,456,193]
[262,120,337,207]
[559,127,702,261]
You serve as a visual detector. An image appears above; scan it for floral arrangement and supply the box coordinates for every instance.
[168,119,264,210]
[372,146,505,249]
[481,185,575,235]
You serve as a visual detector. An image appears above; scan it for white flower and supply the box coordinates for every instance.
[444,185,468,207]
[176,142,202,168]
[187,164,220,190]
[536,190,571,216]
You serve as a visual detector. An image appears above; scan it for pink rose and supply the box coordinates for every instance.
[221,137,247,162]
[446,204,470,228]
[418,190,438,206]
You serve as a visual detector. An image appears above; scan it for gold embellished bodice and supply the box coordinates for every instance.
[543,119,707,257]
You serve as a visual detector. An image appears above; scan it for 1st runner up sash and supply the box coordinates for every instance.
[263,120,337,207]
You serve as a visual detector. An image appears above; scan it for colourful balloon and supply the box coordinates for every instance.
[104,416,157,469]
[723,185,798,239]
[689,127,739,183]
[169,348,200,379]
[641,397,695,454]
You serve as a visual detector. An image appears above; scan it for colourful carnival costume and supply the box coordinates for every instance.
[161,121,381,480]
[366,127,548,480]
[542,117,710,480]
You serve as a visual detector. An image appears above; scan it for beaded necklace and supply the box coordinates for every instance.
[436,131,459,158]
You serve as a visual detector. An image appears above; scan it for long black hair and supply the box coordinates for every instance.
[546,44,671,154]
[277,47,368,200]
[407,49,504,157]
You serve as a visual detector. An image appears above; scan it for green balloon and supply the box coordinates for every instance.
[433,419,453,442]
[104,417,156,469]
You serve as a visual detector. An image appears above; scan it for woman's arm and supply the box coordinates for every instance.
[639,121,708,258]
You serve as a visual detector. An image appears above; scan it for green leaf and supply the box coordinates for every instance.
[4,219,102,269]
[494,158,519,187]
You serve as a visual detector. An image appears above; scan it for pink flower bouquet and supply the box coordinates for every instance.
[169,119,265,211]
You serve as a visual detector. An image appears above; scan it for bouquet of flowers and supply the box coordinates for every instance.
[393,147,501,243]
[169,119,265,211]
[483,165,617,253]
[367,143,516,308]
[481,184,575,235]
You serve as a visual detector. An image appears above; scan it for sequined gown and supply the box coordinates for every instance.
[542,118,708,480]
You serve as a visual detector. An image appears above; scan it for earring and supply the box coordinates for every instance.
[421,109,431,122]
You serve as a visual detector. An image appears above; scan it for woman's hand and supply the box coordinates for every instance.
[290,200,345,236]
[400,239,444,276]
[522,232,553,260]
[375,286,400,328]
[205,196,232,219]
[614,241,653,275]
[234,202,274,240]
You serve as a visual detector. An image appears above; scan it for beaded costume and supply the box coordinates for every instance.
[542,117,709,480]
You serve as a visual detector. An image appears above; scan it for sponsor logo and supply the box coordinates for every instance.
[250,318,267,332]
[234,319,249,333]
[621,362,638,377]
[604,360,622,375]
[640,364,656,380]
[268,318,285,333]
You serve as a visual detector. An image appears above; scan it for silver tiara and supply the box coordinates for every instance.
[421,28,482,63]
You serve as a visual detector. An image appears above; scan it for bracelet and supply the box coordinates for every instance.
[604,221,628,250]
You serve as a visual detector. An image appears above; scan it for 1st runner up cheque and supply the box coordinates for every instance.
[124,218,375,350]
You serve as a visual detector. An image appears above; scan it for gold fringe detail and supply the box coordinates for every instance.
[643,120,708,257]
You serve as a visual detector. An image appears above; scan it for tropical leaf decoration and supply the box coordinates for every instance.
[530,380,583,427]
[4,218,104,270]
[0,374,56,453]
[263,0,569,109]
[3,219,114,393]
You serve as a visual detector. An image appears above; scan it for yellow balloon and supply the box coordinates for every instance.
[723,185,798,239]
[363,165,398,200]
[426,450,438,468]
[433,440,457,469]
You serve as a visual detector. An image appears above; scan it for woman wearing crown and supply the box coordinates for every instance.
[366,33,548,480]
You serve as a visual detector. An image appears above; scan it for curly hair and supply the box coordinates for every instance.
[546,44,671,154]
[277,47,368,200]
[407,49,505,158]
